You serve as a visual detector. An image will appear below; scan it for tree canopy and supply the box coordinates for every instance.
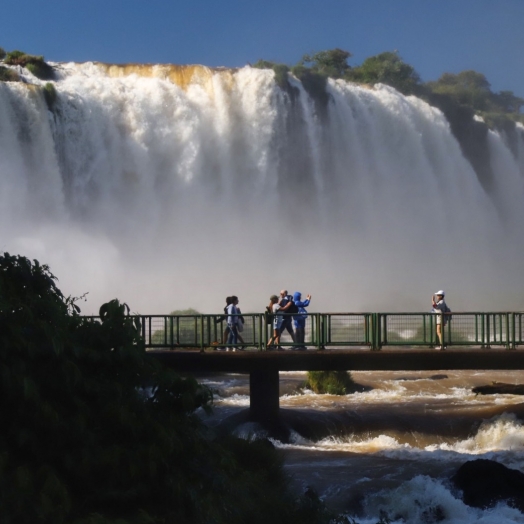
[0,252,337,524]
[251,47,523,130]
[347,51,421,95]
[300,48,352,79]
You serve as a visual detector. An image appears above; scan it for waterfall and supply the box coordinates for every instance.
[1,62,523,313]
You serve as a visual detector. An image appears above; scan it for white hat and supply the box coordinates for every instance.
[435,290,445,296]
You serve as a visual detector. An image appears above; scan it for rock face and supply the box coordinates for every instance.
[472,382,524,395]
[451,459,524,512]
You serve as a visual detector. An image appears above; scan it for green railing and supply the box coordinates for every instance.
[102,311,524,351]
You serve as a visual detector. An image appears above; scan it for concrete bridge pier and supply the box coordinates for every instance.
[249,369,291,440]
[249,370,280,426]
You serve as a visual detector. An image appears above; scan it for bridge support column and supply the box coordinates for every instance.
[249,370,279,426]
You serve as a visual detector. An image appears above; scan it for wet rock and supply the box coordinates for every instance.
[396,374,448,381]
[429,374,448,380]
[473,382,524,395]
[451,459,524,511]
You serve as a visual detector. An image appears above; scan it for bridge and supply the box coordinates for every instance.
[130,311,524,431]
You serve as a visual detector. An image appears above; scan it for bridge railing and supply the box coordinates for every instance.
[103,312,524,350]
[376,312,515,349]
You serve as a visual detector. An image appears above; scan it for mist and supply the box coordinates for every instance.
[1,63,523,315]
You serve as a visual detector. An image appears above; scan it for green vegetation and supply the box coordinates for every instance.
[0,46,6,60]
[300,48,352,79]
[253,47,522,185]
[150,308,206,347]
[4,49,54,80]
[291,64,330,107]
[0,252,343,523]
[348,51,421,96]
[0,65,19,82]
[305,371,356,395]
[253,48,523,129]
[253,60,290,89]
[43,82,57,110]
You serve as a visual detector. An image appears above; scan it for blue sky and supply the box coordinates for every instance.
[3,0,523,96]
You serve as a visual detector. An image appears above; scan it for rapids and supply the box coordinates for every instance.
[199,370,524,523]
[1,62,523,314]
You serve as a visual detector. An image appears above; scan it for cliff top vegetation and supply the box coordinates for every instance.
[253,48,524,131]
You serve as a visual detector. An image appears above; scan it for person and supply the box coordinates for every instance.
[278,289,296,344]
[267,295,284,350]
[231,295,245,349]
[215,296,232,350]
[292,292,311,350]
[266,295,294,351]
[226,296,241,351]
[432,290,450,350]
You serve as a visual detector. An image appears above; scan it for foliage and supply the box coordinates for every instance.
[305,371,356,395]
[0,46,6,60]
[252,59,290,89]
[492,90,524,114]
[4,49,54,80]
[0,252,337,523]
[291,64,330,107]
[43,82,57,110]
[151,309,204,347]
[348,51,421,95]
[0,65,19,82]
[300,48,352,79]
[425,70,493,111]
[425,70,524,131]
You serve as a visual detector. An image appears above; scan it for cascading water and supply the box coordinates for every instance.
[1,62,523,314]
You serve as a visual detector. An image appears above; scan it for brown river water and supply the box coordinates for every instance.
[197,369,524,523]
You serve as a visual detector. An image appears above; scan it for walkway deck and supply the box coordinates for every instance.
[149,347,524,373]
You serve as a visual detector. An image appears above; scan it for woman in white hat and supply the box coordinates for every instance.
[432,290,449,350]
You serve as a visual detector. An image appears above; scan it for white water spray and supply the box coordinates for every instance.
[1,63,523,313]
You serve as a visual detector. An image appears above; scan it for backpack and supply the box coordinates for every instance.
[445,305,452,322]
[287,301,298,315]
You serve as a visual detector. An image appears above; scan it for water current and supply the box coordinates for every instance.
[199,370,524,523]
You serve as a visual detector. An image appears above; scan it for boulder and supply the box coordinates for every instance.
[472,382,524,395]
[451,459,524,512]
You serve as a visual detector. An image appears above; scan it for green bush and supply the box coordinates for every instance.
[43,82,57,110]
[300,48,352,79]
[291,65,329,107]
[0,252,339,523]
[347,51,421,96]
[305,371,356,395]
[253,60,290,89]
[4,49,54,80]
[0,46,6,60]
[0,65,19,82]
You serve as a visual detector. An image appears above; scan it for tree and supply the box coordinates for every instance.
[0,252,336,524]
[300,48,352,79]
[425,70,492,111]
[348,51,421,95]
[492,90,524,114]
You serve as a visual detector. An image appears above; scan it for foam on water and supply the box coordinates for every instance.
[275,414,524,461]
[358,475,524,524]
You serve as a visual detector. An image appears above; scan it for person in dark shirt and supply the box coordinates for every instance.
[278,289,296,345]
